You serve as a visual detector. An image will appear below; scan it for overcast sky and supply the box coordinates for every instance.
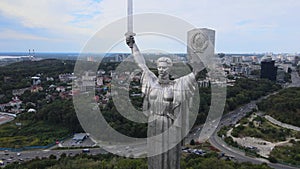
[0,0,299,53]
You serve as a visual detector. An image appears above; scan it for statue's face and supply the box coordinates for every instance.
[157,62,170,79]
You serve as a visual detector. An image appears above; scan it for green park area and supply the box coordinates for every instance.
[231,114,300,142]
[256,88,300,166]
[0,98,81,148]
[258,87,300,127]
[270,141,300,166]
[0,119,69,148]
[218,87,300,165]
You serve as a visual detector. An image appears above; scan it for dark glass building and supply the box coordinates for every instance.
[261,58,277,81]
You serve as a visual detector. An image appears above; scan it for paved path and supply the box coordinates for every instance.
[265,115,300,132]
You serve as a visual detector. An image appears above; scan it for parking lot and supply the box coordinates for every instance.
[58,135,97,148]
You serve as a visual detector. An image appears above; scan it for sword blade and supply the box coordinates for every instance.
[127,0,134,35]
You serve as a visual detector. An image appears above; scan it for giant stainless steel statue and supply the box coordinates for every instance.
[71,1,224,168]
[125,2,205,169]
[127,35,202,169]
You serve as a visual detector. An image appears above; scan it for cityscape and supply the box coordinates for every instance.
[0,0,300,169]
[0,48,299,169]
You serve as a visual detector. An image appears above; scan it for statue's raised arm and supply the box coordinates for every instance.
[126,36,149,72]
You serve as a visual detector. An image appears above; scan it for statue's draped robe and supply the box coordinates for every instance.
[141,69,196,169]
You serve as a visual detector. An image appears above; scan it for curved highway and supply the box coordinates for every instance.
[210,126,299,169]
[208,101,300,169]
[209,67,300,169]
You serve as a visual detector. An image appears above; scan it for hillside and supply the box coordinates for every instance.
[258,87,300,127]
[0,59,75,94]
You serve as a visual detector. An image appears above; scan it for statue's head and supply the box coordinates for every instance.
[157,57,172,80]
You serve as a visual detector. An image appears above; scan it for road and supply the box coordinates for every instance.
[0,137,150,166]
[265,115,300,132]
[103,141,147,157]
[0,148,108,166]
[289,68,300,87]
[186,100,258,144]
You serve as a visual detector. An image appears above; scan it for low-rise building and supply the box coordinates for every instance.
[73,133,88,142]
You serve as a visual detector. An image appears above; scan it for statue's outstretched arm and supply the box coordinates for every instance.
[126,36,149,72]
[189,57,206,76]
[187,44,213,76]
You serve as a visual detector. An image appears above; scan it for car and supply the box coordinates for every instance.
[17,153,21,156]
[82,149,90,153]
[183,149,189,153]
[182,147,189,150]
[0,160,4,165]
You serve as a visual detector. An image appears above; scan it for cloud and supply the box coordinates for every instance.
[88,0,300,42]
[90,0,300,53]
[0,0,300,52]
[0,29,53,41]
[0,0,102,37]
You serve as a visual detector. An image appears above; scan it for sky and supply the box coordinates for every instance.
[0,0,299,54]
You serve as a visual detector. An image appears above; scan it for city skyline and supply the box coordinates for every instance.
[0,0,300,53]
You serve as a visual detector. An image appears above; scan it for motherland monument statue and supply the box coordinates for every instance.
[124,1,215,169]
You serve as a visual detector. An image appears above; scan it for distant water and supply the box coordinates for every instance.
[0,52,130,61]
[0,52,80,60]
[0,56,30,59]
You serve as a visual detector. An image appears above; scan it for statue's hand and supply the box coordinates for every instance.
[126,35,135,48]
